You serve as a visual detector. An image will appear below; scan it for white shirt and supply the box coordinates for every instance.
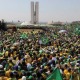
[22,76,26,80]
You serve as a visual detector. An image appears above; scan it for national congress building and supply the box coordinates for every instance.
[31,1,39,24]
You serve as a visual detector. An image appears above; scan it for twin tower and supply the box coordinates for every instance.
[31,1,39,24]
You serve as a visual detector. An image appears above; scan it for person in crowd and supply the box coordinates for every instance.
[0,28,80,80]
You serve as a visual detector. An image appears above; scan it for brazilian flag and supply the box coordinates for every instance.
[75,27,80,35]
[39,36,49,45]
[46,68,63,80]
[20,33,28,39]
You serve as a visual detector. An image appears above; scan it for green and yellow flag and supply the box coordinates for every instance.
[39,35,49,45]
[46,68,63,80]
[20,33,28,39]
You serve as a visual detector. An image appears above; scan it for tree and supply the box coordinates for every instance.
[0,20,7,31]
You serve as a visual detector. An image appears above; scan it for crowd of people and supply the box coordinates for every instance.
[0,28,80,80]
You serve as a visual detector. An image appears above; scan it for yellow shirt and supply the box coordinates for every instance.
[5,51,9,57]
[5,69,11,77]
[66,72,71,80]
[64,69,68,75]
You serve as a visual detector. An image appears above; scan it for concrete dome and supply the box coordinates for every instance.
[21,22,33,26]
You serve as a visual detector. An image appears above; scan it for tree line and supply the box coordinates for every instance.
[0,20,7,31]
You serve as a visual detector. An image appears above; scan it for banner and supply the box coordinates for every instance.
[46,68,63,80]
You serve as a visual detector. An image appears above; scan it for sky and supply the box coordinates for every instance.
[0,0,80,22]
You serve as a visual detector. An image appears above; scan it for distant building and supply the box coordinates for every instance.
[49,21,64,26]
[71,21,80,25]
[31,2,34,24]
[31,1,39,24]
[35,2,39,24]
